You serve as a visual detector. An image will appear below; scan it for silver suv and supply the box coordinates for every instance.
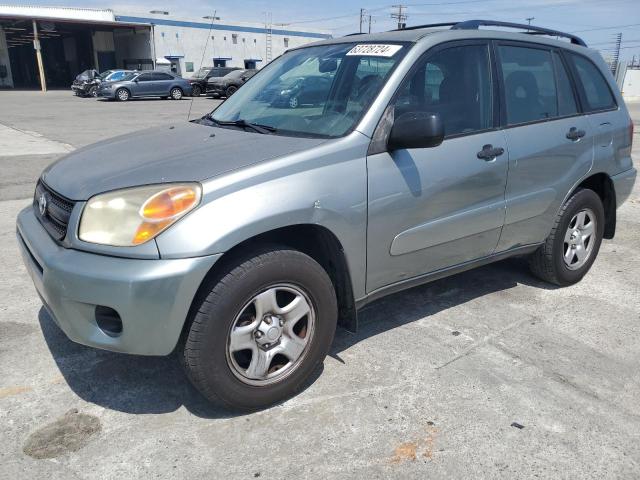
[17,21,636,410]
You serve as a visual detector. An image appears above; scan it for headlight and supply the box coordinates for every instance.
[79,183,201,246]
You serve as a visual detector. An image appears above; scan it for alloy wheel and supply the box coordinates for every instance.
[226,284,315,386]
[563,208,597,270]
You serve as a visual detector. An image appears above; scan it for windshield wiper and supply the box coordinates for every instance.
[207,116,277,134]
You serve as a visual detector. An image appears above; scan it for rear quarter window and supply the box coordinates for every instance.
[569,54,617,112]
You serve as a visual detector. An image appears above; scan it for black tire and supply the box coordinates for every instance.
[115,88,130,102]
[170,87,183,100]
[88,86,98,97]
[225,85,238,97]
[529,188,605,286]
[182,247,337,411]
[191,84,202,97]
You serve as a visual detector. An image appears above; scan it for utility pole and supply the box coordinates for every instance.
[359,8,365,34]
[367,14,373,33]
[391,5,407,30]
[526,16,535,26]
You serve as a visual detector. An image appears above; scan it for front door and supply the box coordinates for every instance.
[134,73,156,96]
[367,41,509,293]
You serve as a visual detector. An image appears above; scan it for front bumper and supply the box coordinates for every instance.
[71,84,89,94]
[17,206,221,356]
[97,88,115,99]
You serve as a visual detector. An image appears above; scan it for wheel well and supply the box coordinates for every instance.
[575,173,616,239]
[187,225,358,337]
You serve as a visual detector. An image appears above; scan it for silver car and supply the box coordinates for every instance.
[17,20,637,410]
[97,70,192,101]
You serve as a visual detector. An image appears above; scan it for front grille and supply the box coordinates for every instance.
[34,181,75,242]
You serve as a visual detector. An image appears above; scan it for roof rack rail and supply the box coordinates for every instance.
[393,19,587,47]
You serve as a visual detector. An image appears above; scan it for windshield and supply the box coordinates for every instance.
[193,67,211,79]
[210,42,407,138]
[99,70,113,80]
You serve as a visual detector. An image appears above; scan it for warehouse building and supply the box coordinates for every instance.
[0,4,330,90]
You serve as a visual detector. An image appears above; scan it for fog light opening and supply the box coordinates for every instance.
[95,306,123,337]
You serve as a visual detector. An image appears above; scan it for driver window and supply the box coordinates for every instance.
[394,44,493,137]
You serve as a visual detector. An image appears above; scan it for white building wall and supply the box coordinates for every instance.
[114,13,330,77]
[622,69,640,101]
[0,27,14,88]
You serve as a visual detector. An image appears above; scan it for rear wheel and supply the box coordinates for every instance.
[182,247,337,411]
[115,88,130,102]
[170,87,183,100]
[191,84,202,97]
[225,85,238,97]
[529,188,604,286]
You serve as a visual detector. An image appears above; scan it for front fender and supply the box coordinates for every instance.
[155,132,370,298]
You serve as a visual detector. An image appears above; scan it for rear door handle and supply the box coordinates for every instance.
[566,127,586,141]
[477,144,505,161]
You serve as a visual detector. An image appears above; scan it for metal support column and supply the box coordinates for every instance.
[32,19,46,92]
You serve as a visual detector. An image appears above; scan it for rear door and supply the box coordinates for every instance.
[495,42,593,251]
[366,41,509,293]
[152,72,175,95]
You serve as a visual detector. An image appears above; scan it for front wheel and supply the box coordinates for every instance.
[529,188,604,286]
[225,85,238,97]
[191,85,201,97]
[288,96,299,109]
[170,87,183,100]
[88,86,98,97]
[115,88,130,101]
[182,247,338,411]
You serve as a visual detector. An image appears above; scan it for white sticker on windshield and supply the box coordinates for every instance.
[346,44,403,57]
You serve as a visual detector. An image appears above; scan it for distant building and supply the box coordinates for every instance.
[0,4,330,89]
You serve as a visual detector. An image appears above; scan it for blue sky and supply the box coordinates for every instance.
[16,0,640,60]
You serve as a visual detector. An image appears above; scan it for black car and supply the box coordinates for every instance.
[264,75,333,108]
[189,67,240,96]
[206,69,257,98]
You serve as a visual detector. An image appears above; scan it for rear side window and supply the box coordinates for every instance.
[552,52,578,117]
[498,45,559,125]
[570,54,616,112]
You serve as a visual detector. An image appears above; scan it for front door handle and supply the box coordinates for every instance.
[477,144,505,161]
[566,127,586,141]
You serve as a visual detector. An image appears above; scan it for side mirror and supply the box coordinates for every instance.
[388,112,444,150]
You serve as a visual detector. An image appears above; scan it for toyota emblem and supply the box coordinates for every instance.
[38,193,47,216]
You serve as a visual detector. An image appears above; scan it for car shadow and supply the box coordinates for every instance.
[39,256,555,418]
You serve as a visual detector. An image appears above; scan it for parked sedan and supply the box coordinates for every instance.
[267,75,333,108]
[190,66,241,96]
[97,71,192,101]
[206,69,256,98]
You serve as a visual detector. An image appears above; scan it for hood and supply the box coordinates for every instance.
[42,122,327,201]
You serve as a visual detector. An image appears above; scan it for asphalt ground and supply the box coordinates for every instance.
[1,90,639,479]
